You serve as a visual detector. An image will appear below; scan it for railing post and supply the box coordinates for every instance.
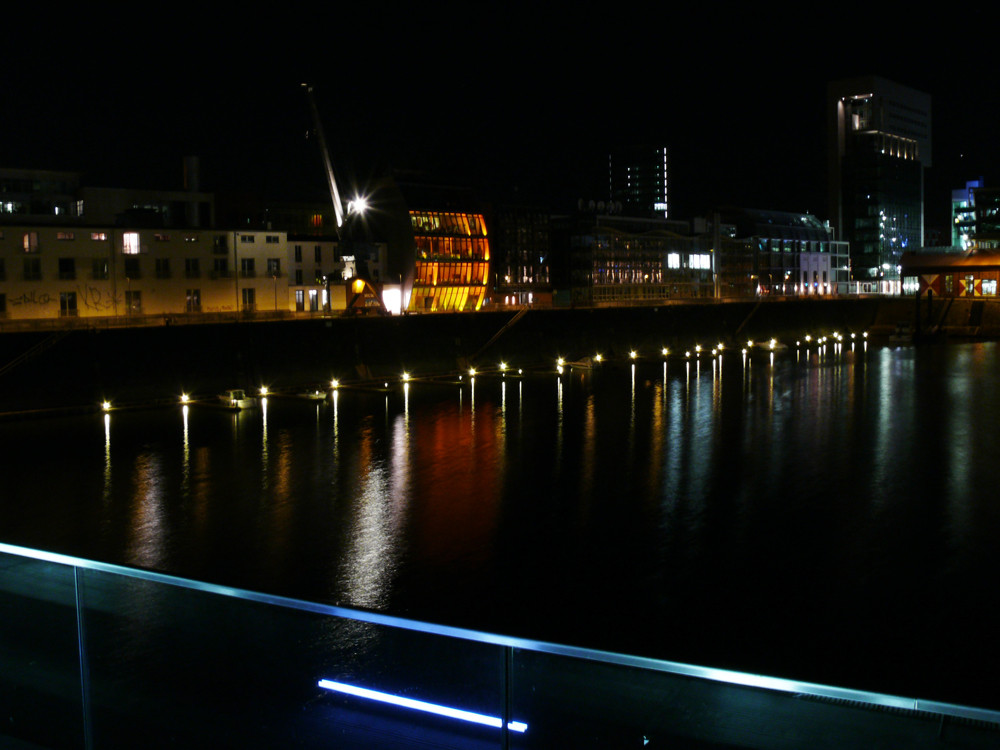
[74,567,94,750]
[501,645,513,750]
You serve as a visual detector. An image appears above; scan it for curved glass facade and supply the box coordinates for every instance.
[408,211,490,312]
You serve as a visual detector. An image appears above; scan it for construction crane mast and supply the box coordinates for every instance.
[302,83,345,234]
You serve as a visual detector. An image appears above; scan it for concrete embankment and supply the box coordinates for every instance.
[0,296,994,415]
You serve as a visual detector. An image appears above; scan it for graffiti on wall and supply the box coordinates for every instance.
[8,291,53,307]
[78,285,121,312]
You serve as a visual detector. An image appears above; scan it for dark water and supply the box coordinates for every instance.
[4,340,1000,709]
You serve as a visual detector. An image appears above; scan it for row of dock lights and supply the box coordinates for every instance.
[100,330,872,412]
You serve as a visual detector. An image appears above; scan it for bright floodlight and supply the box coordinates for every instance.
[259,386,269,396]
[402,372,411,382]
[347,195,369,215]
[101,401,112,412]
[629,350,638,359]
[180,394,190,404]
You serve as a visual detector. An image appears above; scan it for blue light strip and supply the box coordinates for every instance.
[318,679,527,733]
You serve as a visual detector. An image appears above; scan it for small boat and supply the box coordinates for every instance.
[219,389,256,409]
[298,389,328,401]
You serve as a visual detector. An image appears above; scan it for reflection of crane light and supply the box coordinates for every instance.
[318,680,528,733]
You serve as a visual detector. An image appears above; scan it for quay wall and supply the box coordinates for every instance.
[0,296,992,414]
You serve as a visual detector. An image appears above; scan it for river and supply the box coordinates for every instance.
[3,339,999,710]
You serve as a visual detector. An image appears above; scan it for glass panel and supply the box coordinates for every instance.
[0,551,84,749]
[79,569,503,748]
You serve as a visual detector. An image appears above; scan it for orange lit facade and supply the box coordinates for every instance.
[408,211,490,312]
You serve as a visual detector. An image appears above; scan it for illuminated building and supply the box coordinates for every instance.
[609,145,670,219]
[953,179,983,250]
[712,209,850,296]
[555,213,713,305]
[490,205,551,306]
[828,76,931,292]
[408,210,490,312]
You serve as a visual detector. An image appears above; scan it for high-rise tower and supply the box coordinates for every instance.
[609,145,669,219]
[828,76,931,291]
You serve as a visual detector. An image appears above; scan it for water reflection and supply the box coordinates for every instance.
[9,342,1000,709]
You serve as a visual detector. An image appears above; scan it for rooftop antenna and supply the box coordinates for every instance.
[302,83,345,235]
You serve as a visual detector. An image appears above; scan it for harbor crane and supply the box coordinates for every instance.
[301,83,387,315]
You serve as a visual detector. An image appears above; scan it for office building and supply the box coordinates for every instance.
[953,179,983,250]
[828,77,931,291]
[609,145,670,219]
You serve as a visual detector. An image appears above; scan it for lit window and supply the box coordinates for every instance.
[23,232,38,253]
[122,232,140,255]
[56,232,75,241]
[154,233,170,242]
[984,279,997,296]
[667,253,680,269]
[91,232,107,241]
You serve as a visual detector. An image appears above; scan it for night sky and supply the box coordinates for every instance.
[5,12,994,238]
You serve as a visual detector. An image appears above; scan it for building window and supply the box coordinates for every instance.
[186,289,201,312]
[76,200,84,217]
[124,257,141,279]
[213,258,230,278]
[58,258,76,280]
[295,269,303,285]
[155,258,171,278]
[314,246,322,263]
[294,245,302,262]
[122,232,140,255]
[0,293,6,317]
[125,290,142,314]
[308,289,319,311]
[92,259,109,280]
[267,258,281,276]
[91,232,107,241]
[23,232,38,253]
[214,235,228,254]
[23,257,41,281]
[241,258,256,278]
[240,234,255,243]
[295,289,305,311]
[60,291,78,317]
[185,258,200,278]
[945,275,953,294]
[242,288,256,312]
[184,235,198,243]
[154,233,170,242]
[667,253,680,269]
[57,232,75,241]
[265,235,279,244]
[984,279,997,296]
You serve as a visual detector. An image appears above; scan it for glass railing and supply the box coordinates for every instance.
[2,540,999,749]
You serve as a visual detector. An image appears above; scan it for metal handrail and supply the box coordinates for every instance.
[2,540,998,726]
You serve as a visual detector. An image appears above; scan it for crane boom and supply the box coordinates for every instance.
[302,83,345,231]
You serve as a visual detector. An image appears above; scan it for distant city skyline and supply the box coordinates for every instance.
[5,13,992,240]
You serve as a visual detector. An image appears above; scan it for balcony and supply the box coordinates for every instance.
[2,541,999,749]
